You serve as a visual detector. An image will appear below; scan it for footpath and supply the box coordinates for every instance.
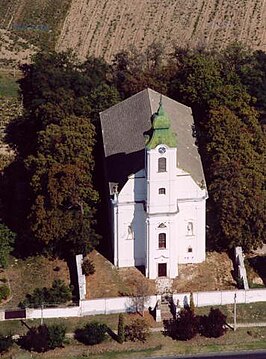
[62,322,266,338]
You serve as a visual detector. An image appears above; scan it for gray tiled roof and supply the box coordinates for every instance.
[100,88,206,192]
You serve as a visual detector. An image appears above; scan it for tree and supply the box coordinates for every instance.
[75,321,107,345]
[128,277,151,316]
[125,318,150,342]
[0,222,15,268]
[4,50,119,258]
[26,115,99,255]
[206,106,265,251]
[169,45,266,252]
[112,43,171,99]
[117,313,125,344]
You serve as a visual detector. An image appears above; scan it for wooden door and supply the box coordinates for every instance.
[158,263,167,277]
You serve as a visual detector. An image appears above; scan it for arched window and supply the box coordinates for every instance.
[158,233,166,249]
[188,246,193,253]
[159,188,166,194]
[187,221,194,236]
[158,157,166,172]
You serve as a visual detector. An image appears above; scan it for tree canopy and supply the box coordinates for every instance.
[3,51,120,257]
[1,43,265,256]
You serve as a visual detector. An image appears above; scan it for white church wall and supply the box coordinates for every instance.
[176,171,205,200]
[118,170,146,202]
[115,171,147,268]
[177,199,206,264]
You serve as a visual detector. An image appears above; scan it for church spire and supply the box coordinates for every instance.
[146,97,177,149]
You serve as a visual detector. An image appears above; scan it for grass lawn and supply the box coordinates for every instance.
[1,327,266,359]
[196,302,266,323]
[1,302,266,336]
[1,256,70,309]
[0,71,19,98]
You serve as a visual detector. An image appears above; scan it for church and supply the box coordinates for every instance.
[100,88,208,279]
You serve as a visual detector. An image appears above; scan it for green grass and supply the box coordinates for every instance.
[195,302,266,323]
[1,302,266,336]
[0,314,120,335]
[0,73,19,98]
[0,326,266,359]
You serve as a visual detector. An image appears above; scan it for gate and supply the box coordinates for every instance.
[5,309,26,320]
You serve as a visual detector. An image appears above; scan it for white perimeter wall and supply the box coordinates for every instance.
[3,289,263,321]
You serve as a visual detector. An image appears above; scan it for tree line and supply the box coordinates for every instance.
[0,42,265,264]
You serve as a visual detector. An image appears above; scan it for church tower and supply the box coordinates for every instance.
[145,100,179,279]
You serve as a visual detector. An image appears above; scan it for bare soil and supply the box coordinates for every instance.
[57,0,266,61]
[86,250,235,299]
[1,0,266,65]
[86,250,156,299]
[173,252,236,292]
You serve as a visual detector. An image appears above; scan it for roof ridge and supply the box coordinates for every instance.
[100,88,150,115]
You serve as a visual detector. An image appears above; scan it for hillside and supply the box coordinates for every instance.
[0,0,265,65]
[57,0,266,61]
[0,0,71,66]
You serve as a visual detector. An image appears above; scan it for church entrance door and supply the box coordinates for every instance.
[158,263,167,277]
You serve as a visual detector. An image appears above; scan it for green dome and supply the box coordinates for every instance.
[153,104,171,129]
[146,101,177,149]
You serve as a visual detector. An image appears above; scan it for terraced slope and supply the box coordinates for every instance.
[0,0,265,64]
[57,0,266,61]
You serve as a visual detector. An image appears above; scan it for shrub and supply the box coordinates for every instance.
[0,285,10,301]
[200,308,227,338]
[47,324,66,349]
[75,321,107,345]
[19,279,72,308]
[19,324,66,352]
[0,334,13,353]
[82,258,95,276]
[125,318,150,342]
[189,292,195,313]
[117,313,125,344]
[174,309,198,340]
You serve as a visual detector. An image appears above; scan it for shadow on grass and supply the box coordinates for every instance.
[248,256,266,286]
[106,326,119,341]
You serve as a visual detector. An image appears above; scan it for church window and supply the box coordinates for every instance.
[158,157,166,172]
[158,233,166,249]
[188,246,193,253]
[159,188,166,194]
[187,221,194,236]
[158,223,166,228]
[127,224,134,240]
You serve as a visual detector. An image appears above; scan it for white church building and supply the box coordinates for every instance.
[100,89,208,279]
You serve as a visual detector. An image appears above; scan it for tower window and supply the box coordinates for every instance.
[187,221,194,236]
[188,246,193,253]
[158,157,166,172]
[159,188,166,194]
[158,233,166,249]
